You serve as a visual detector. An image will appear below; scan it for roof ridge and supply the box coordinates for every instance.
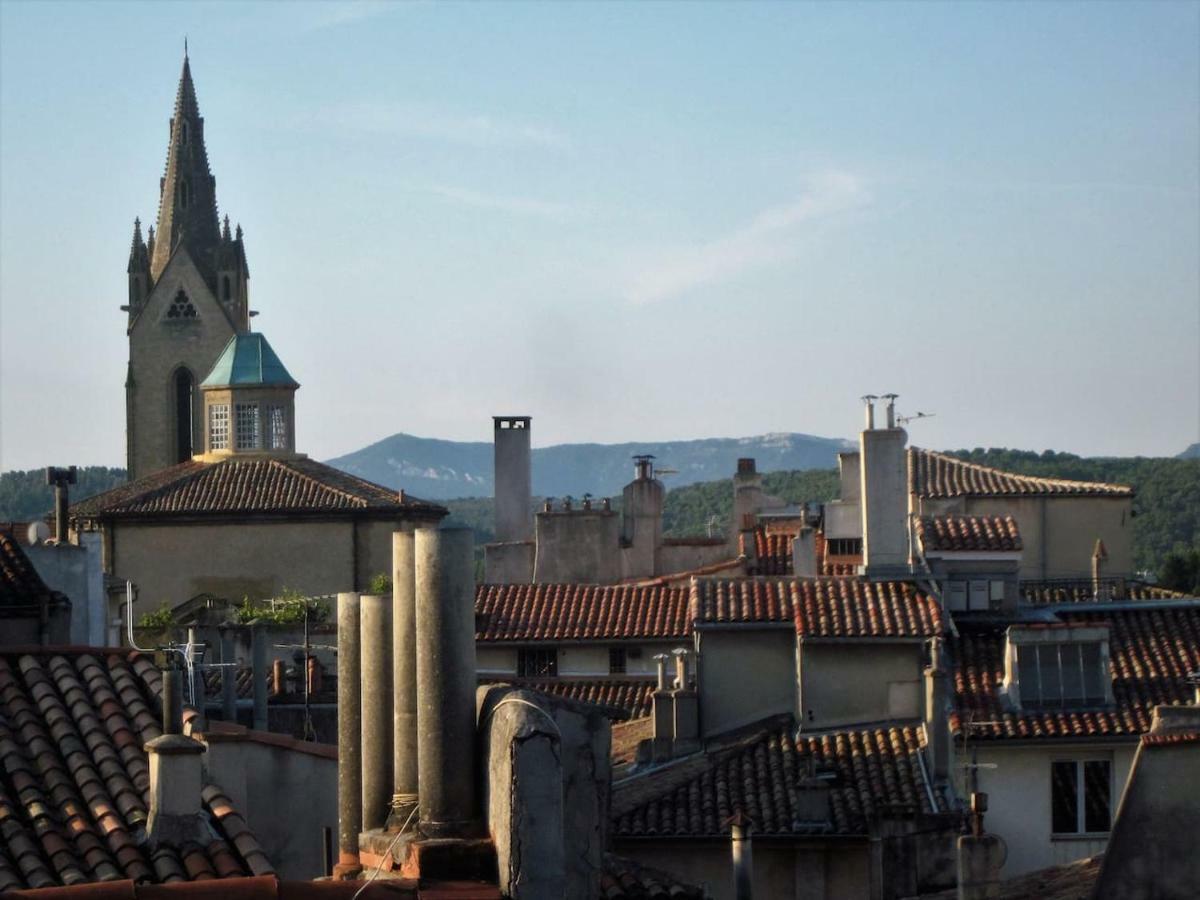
[912,447,1133,496]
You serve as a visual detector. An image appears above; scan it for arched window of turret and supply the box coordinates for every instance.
[222,275,231,301]
[174,368,194,463]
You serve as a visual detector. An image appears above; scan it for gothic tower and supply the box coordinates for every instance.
[125,51,251,481]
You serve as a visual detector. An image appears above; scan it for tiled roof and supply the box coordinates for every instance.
[1,532,66,612]
[612,721,942,837]
[0,874,448,898]
[690,578,944,638]
[915,854,1100,900]
[601,854,705,899]
[949,605,1200,739]
[916,515,1022,554]
[1018,580,1190,604]
[909,449,1134,499]
[479,677,655,719]
[69,459,445,520]
[475,584,690,642]
[744,529,793,576]
[0,649,272,890]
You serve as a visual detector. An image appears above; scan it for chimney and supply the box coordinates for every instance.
[391,530,419,828]
[924,638,950,782]
[671,648,700,756]
[862,395,878,431]
[145,667,208,847]
[956,793,1004,900]
[414,527,479,838]
[360,593,393,832]
[335,592,363,877]
[859,394,910,578]
[45,466,76,543]
[1092,539,1109,600]
[731,459,764,549]
[623,456,664,579]
[493,417,532,543]
[649,653,673,762]
[727,812,754,900]
[792,528,818,578]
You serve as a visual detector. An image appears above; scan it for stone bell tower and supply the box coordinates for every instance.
[124,49,251,481]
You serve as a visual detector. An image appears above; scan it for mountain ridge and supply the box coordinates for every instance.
[324,431,855,500]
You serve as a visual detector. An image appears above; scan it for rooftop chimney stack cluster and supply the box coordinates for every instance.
[336,526,481,877]
[45,466,76,543]
[643,647,699,763]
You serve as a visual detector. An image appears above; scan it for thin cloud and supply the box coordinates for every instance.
[318,100,570,150]
[419,184,571,219]
[624,171,871,305]
[298,1,403,32]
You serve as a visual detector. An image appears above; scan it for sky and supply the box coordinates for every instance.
[1,0,1198,472]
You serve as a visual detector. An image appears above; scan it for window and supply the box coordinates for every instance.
[609,647,627,675]
[178,178,191,209]
[268,406,288,450]
[167,289,197,319]
[517,648,557,678]
[1016,642,1107,708]
[827,538,863,556]
[235,403,260,450]
[209,404,230,450]
[173,369,194,463]
[1051,759,1111,835]
[222,275,232,301]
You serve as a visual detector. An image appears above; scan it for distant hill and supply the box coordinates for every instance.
[325,432,854,501]
[1180,443,1200,460]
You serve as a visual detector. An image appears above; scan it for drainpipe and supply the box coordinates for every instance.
[391,530,420,828]
[360,593,393,832]
[335,592,362,877]
[415,527,478,837]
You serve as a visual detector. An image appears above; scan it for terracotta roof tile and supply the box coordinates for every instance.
[613,722,941,837]
[475,583,690,642]
[0,531,68,613]
[1018,581,1190,604]
[745,529,793,576]
[0,649,271,889]
[949,605,1200,740]
[600,853,705,899]
[477,677,655,719]
[690,577,943,638]
[916,515,1022,554]
[909,448,1133,499]
[69,459,445,521]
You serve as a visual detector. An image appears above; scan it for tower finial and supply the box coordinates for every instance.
[184,36,188,59]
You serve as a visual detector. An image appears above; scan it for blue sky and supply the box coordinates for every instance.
[1,0,1197,471]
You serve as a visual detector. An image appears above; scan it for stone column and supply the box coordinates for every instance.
[336,592,362,874]
[415,527,478,837]
[360,593,393,832]
[219,627,237,723]
[392,530,419,827]
[251,624,268,732]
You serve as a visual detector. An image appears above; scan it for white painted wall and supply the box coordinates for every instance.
[963,742,1135,877]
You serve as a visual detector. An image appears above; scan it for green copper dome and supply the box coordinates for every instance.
[200,333,299,389]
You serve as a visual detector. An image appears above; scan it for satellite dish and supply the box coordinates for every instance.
[27,521,50,545]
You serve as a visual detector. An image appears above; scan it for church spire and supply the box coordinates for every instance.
[150,50,221,283]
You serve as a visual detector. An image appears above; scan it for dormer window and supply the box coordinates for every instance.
[1004,625,1112,709]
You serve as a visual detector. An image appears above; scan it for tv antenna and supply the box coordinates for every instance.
[897,411,936,426]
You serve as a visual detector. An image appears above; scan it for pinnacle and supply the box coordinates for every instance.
[222,214,232,241]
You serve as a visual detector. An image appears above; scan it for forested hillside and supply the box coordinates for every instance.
[0,467,127,522]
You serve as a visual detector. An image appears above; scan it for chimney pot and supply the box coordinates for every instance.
[672,647,689,689]
[653,653,669,691]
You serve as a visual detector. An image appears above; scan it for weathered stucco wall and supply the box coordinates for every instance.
[110,518,405,614]
[697,628,797,737]
[533,511,621,583]
[658,542,733,575]
[798,642,924,730]
[965,742,1135,877]
[201,735,337,880]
